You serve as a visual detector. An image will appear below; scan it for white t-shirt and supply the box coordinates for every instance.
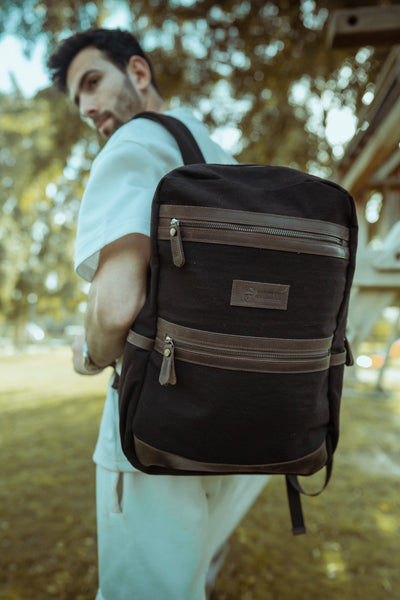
[75,108,236,471]
[75,107,235,281]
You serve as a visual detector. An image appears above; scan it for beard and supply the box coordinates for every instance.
[100,76,144,139]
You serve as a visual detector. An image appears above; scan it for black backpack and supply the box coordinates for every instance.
[118,112,358,534]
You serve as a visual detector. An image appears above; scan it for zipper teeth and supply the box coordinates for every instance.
[179,220,345,246]
[162,337,328,360]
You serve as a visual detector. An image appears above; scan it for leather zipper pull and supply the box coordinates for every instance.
[170,219,185,267]
[159,336,177,386]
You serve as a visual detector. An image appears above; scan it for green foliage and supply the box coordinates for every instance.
[6,0,391,166]
[0,88,94,329]
[0,0,394,335]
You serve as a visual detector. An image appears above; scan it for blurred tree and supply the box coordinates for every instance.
[0,88,95,340]
[2,0,392,166]
[0,0,393,340]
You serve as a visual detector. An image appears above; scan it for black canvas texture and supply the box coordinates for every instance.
[118,114,358,487]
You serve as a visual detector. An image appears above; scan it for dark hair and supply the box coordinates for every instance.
[47,28,159,93]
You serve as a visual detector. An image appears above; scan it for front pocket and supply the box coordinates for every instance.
[152,317,342,386]
[130,349,334,471]
[158,205,350,267]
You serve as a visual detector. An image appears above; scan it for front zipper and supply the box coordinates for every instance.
[157,331,332,386]
[166,335,330,360]
[168,217,349,267]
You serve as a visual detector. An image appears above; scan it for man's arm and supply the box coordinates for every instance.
[73,233,150,373]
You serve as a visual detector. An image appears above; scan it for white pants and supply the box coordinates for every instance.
[95,466,268,600]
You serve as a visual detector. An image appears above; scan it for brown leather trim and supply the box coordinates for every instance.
[156,318,333,374]
[134,436,328,476]
[231,280,290,310]
[159,224,349,259]
[157,318,332,353]
[127,330,154,351]
[127,322,344,371]
[155,342,330,372]
[159,205,350,241]
[159,205,349,261]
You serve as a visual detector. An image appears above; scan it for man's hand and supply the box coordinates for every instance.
[72,333,104,375]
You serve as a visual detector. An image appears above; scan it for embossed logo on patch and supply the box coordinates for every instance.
[231,280,290,310]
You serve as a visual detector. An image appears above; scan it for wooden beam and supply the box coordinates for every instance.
[340,95,400,195]
[328,6,400,48]
[347,289,399,352]
[370,148,400,182]
[367,177,400,189]
[339,48,400,169]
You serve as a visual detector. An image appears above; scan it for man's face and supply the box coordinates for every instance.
[67,47,144,139]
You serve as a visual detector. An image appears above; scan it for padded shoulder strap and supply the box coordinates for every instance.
[133,111,206,165]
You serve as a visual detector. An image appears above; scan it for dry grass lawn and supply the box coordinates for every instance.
[0,347,399,600]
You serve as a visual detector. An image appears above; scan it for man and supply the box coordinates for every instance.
[48,28,268,600]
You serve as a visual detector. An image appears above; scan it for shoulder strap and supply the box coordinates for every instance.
[133,111,206,165]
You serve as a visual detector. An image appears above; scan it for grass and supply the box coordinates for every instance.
[0,347,399,599]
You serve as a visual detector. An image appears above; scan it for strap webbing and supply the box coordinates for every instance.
[133,111,206,165]
[127,329,155,351]
[330,351,346,367]
[288,459,333,497]
[285,460,333,535]
[285,476,306,535]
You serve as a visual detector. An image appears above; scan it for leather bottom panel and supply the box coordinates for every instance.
[134,436,328,476]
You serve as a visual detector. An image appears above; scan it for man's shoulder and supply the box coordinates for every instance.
[95,108,194,157]
[97,107,235,166]
[90,117,167,168]
[110,107,202,143]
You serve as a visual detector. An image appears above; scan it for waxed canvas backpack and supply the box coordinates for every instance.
[118,112,358,534]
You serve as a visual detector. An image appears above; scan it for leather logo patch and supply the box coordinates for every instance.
[230,280,290,310]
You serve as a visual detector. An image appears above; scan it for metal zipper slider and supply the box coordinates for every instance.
[170,219,185,267]
[159,336,177,386]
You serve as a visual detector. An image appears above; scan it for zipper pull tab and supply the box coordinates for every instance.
[170,219,185,268]
[159,336,177,386]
